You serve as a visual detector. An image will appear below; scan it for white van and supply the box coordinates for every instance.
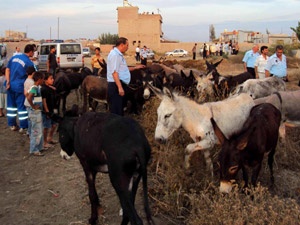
[38,42,84,71]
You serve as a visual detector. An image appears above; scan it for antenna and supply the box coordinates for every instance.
[123,0,132,7]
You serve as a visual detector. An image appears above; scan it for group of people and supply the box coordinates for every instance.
[193,41,240,60]
[135,45,150,66]
[1,44,59,157]
[243,44,287,81]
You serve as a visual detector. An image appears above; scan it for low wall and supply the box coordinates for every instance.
[291,50,300,58]
[98,42,270,55]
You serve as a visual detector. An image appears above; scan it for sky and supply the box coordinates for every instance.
[0,0,299,42]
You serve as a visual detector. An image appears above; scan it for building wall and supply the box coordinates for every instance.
[268,36,293,45]
[5,30,27,40]
[99,42,267,55]
[117,6,162,51]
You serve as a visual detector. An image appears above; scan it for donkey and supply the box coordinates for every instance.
[211,103,281,193]
[54,67,92,114]
[230,76,286,99]
[81,68,152,114]
[205,60,252,98]
[81,76,108,112]
[149,84,255,176]
[56,106,155,225]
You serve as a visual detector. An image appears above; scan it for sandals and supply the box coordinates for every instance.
[32,152,44,157]
[43,143,54,149]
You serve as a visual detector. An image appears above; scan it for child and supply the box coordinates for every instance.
[24,66,36,136]
[41,72,58,148]
[0,66,6,117]
[26,71,44,156]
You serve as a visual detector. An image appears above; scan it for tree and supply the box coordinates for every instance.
[209,24,216,42]
[98,33,119,44]
[290,21,300,42]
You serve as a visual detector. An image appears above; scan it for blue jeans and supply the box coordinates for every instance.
[28,109,43,153]
[49,68,57,79]
[26,107,31,136]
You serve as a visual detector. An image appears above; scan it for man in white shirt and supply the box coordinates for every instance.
[254,46,268,79]
[13,47,21,56]
[135,46,140,62]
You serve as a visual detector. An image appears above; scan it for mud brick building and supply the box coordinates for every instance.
[117,2,163,52]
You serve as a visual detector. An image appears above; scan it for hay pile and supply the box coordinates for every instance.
[136,94,300,225]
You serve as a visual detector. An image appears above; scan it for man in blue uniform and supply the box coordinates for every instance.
[5,44,35,131]
[107,37,144,116]
[242,44,260,79]
[265,45,288,81]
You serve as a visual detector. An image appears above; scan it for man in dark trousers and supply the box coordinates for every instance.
[47,45,58,79]
[192,43,197,60]
[140,45,148,66]
[106,37,144,116]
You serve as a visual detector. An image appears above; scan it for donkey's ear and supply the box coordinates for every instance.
[99,59,107,68]
[210,118,227,145]
[141,69,147,78]
[147,83,163,100]
[163,87,174,100]
[180,70,187,78]
[214,59,223,67]
[237,125,255,151]
[205,60,211,68]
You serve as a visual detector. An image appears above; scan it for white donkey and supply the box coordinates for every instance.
[151,86,255,176]
[230,76,286,99]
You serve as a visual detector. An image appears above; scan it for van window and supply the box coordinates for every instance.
[60,44,81,54]
[40,45,52,55]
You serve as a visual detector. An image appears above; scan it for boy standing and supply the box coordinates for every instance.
[41,73,58,148]
[26,72,44,156]
[24,66,36,136]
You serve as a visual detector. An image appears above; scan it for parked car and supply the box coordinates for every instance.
[165,49,188,57]
[82,47,91,57]
[147,50,155,59]
[38,42,84,72]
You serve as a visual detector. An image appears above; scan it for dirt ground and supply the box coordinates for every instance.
[1,42,172,225]
[1,42,300,225]
[0,113,162,225]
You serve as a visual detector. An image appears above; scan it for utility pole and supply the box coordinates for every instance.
[58,17,60,40]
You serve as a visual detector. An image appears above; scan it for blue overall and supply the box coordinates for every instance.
[5,54,34,128]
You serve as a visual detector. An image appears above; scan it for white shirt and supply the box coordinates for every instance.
[255,54,269,73]
[24,78,34,107]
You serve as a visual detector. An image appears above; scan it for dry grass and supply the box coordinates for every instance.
[134,58,300,224]
[138,96,300,225]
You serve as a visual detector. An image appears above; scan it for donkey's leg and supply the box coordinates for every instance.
[185,139,214,176]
